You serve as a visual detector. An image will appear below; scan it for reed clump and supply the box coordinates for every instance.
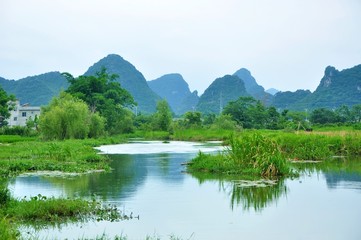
[188,133,292,177]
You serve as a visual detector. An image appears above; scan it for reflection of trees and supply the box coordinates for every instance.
[25,153,186,201]
[191,172,287,212]
[43,154,147,201]
[292,157,361,190]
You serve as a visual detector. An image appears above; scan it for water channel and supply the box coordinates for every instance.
[8,141,361,239]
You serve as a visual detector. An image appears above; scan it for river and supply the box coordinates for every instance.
[8,141,361,240]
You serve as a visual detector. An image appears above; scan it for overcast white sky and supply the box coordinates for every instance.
[1,0,361,94]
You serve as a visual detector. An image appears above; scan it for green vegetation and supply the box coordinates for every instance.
[65,68,135,134]
[279,65,361,111]
[152,100,172,131]
[39,92,106,140]
[0,188,124,238]
[188,133,292,177]
[0,85,15,127]
[197,75,249,114]
[187,130,361,177]
[0,137,117,178]
[1,61,361,238]
[0,72,68,107]
[272,89,311,110]
[84,54,161,113]
[233,68,273,105]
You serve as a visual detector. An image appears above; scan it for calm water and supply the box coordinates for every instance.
[8,141,361,240]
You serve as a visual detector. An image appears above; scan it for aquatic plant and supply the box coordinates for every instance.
[188,133,292,177]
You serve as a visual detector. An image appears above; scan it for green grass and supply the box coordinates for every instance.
[0,137,121,177]
[172,128,236,141]
[188,133,292,177]
[188,130,361,177]
[0,192,125,238]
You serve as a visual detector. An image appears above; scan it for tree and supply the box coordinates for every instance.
[152,100,172,131]
[183,111,202,128]
[310,108,338,124]
[0,87,15,127]
[64,68,136,134]
[39,92,105,140]
[266,107,281,129]
[211,114,238,130]
[335,105,351,123]
[350,104,361,123]
[223,96,255,128]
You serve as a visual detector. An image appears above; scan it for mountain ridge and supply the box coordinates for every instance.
[1,54,360,113]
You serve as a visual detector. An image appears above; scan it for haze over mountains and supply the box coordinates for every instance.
[1,54,360,115]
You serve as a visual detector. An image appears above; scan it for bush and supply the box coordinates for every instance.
[0,126,33,136]
[39,92,105,140]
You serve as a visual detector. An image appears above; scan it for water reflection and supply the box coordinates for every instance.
[10,153,188,202]
[191,173,288,212]
[293,157,361,191]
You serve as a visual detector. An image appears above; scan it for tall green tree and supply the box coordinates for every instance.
[223,96,258,128]
[0,87,15,127]
[310,108,338,124]
[152,100,172,131]
[39,92,105,140]
[64,68,136,134]
[183,111,202,128]
[266,107,281,129]
[350,104,361,123]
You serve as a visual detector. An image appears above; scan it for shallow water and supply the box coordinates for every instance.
[9,141,361,240]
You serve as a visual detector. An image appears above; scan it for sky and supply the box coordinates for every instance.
[1,0,361,95]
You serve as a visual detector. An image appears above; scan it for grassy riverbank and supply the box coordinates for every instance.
[188,133,293,177]
[187,129,361,177]
[0,135,131,178]
[0,135,129,238]
[0,187,126,239]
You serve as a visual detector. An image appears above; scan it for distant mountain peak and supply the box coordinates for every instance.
[266,88,279,95]
[321,66,339,88]
[197,74,249,114]
[84,54,161,113]
[233,67,273,105]
[148,73,198,115]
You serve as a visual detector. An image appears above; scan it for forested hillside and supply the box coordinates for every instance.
[275,65,361,111]
[233,68,273,105]
[197,75,250,114]
[0,72,68,106]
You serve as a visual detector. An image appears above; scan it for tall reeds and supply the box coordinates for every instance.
[189,133,292,177]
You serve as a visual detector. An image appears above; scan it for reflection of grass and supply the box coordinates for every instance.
[229,179,287,211]
[294,157,361,176]
[190,172,288,212]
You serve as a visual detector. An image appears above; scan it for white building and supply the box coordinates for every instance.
[8,101,41,127]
